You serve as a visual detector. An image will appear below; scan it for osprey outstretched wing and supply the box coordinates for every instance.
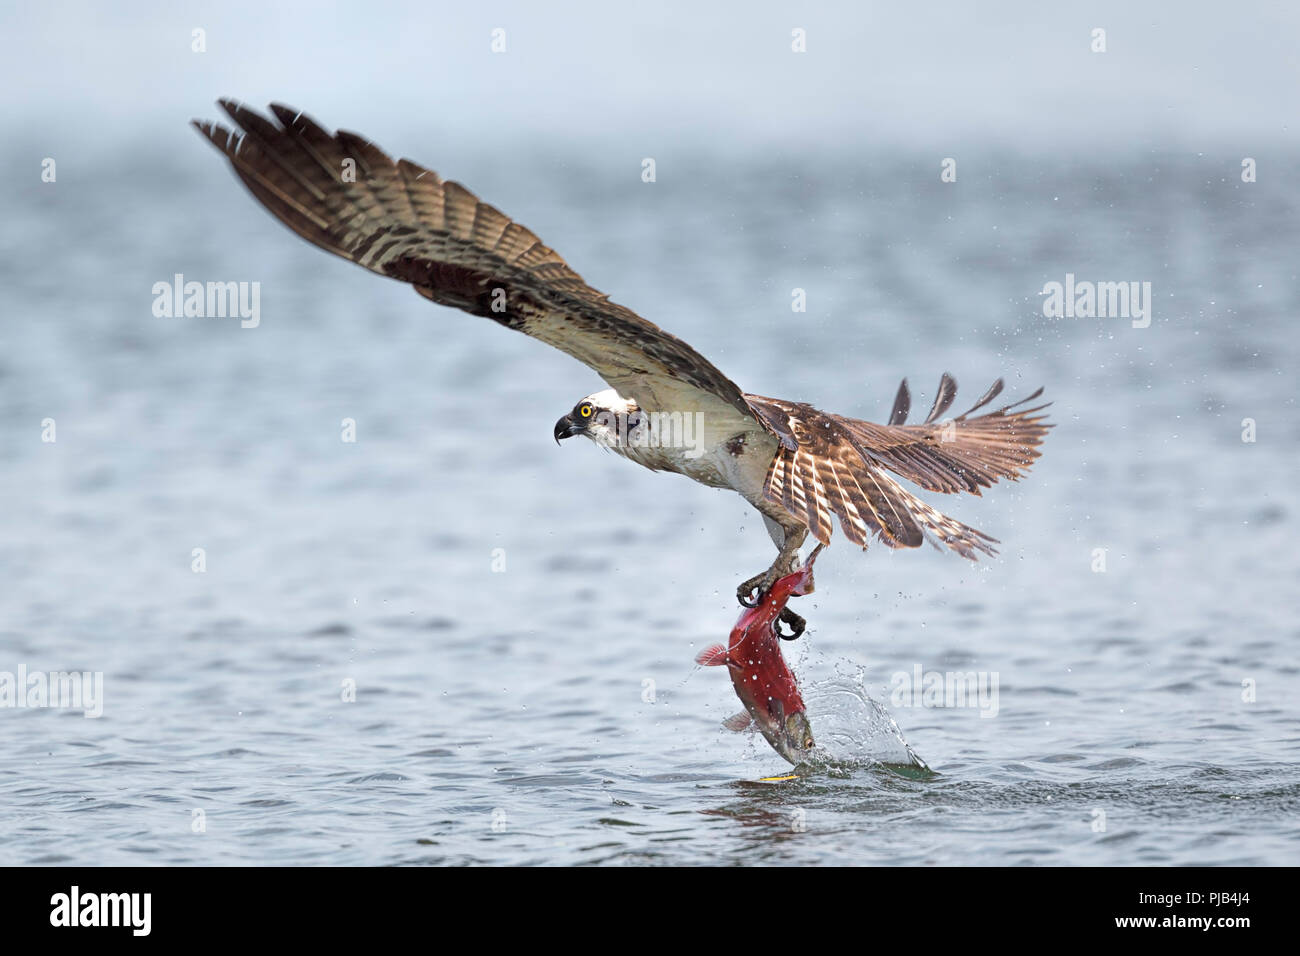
[747,379,1050,559]
[192,100,756,430]
[194,101,1051,610]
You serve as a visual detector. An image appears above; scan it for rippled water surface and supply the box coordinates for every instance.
[1,141,1297,865]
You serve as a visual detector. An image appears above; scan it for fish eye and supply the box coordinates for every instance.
[804,738,814,749]
[578,402,594,419]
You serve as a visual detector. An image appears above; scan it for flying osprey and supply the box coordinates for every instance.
[194,101,1050,634]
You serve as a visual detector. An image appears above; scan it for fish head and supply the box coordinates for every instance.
[753,695,816,766]
[775,709,817,765]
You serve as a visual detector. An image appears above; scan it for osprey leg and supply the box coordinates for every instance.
[737,526,811,607]
[776,607,805,640]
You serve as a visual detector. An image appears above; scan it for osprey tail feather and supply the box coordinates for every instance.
[763,442,999,560]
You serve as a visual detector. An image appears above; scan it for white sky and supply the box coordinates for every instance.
[1,1,1297,153]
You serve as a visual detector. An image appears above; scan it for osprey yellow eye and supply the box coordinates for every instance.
[579,404,593,418]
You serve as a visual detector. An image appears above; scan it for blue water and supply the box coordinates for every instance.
[1,138,1297,865]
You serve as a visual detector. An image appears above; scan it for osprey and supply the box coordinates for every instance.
[194,101,1051,634]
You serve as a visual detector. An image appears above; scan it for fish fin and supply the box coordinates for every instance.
[723,711,754,732]
[694,644,729,666]
[793,543,825,595]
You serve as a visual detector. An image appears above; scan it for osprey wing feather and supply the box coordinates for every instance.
[748,376,1051,559]
[192,100,758,425]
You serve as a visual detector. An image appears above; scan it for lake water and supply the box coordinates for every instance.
[1,135,1297,865]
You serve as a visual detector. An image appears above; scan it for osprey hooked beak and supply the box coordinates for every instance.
[553,414,585,444]
[555,399,600,444]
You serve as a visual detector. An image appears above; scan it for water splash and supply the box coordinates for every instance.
[801,665,931,777]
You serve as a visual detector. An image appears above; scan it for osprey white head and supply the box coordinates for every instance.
[553,389,641,449]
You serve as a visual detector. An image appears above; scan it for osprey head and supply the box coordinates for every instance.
[553,389,641,448]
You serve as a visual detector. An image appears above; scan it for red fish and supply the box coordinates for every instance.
[696,546,823,765]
